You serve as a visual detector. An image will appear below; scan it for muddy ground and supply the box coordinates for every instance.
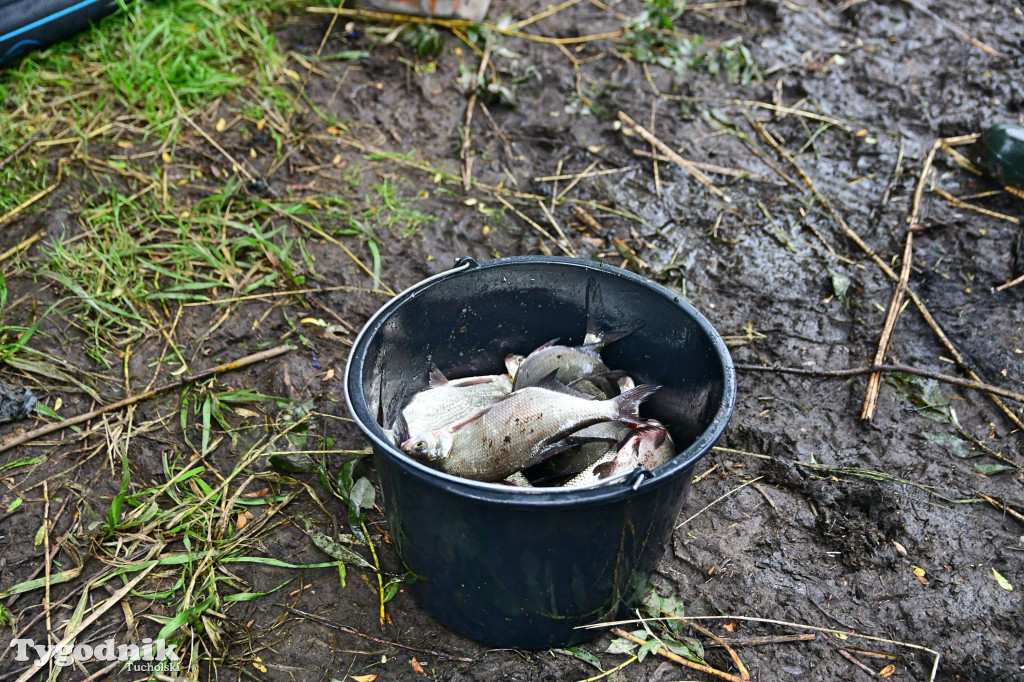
[2,0,1024,680]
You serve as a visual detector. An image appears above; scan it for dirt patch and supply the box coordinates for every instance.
[2,0,1024,680]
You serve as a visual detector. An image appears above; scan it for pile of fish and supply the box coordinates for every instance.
[381,291,676,488]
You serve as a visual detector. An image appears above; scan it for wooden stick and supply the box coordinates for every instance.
[899,0,1002,57]
[707,634,817,648]
[618,111,730,202]
[863,138,940,420]
[762,126,1024,432]
[682,619,750,680]
[994,272,1024,292]
[571,205,606,233]
[610,628,744,682]
[974,490,1024,524]
[0,230,44,265]
[0,345,293,454]
[633,149,776,183]
[734,362,1024,404]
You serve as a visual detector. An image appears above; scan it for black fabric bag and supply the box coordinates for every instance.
[0,0,120,65]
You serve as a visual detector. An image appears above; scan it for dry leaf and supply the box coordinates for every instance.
[284,68,301,81]
[215,118,227,132]
[243,488,270,498]
[252,655,266,673]
[892,540,907,556]
[161,151,172,163]
[723,621,736,633]
[992,568,1014,591]
[410,657,426,675]
[911,565,926,577]
[351,675,377,682]
[117,141,134,149]
[322,368,335,382]
[236,512,247,530]
[878,664,896,677]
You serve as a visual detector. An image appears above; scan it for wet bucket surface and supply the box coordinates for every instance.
[344,256,736,649]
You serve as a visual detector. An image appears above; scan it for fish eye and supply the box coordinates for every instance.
[412,440,429,455]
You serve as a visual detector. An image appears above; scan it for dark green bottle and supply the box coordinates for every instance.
[977,124,1024,187]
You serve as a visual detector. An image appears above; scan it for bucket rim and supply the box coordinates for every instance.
[343,256,736,507]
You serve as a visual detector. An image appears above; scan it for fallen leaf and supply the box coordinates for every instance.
[911,565,926,577]
[878,664,896,677]
[410,657,425,675]
[215,118,227,132]
[252,655,266,672]
[284,68,301,81]
[992,568,1014,591]
[322,368,335,382]
[117,140,134,149]
[161,151,172,163]
[351,675,377,682]
[892,540,907,556]
[723,621,736,633]
[242,488,270,498]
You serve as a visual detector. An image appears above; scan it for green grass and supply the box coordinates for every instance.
[0,0,306,214]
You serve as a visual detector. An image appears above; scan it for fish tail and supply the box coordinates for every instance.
[611,384,660,425]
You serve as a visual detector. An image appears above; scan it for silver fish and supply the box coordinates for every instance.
[564,425,675,488]
[402,381,660,482]
[400,366,512,436]
[512,339,609,390]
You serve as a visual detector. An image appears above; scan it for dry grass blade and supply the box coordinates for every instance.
[618,112,730,202]
[864,137,959,420]
[676,476,763,529]
[0,230,44,264]
[14,548,162,682]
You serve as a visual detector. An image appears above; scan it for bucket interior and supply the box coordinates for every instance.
[352,257,733,487]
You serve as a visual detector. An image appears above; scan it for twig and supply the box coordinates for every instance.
[494,194,575,257]
[863,138,940,420]
[0,230,44,265]
[734,362,1024,405]
[534,167,632,183]
[834,643,878,677]
[461,40,492,192]
[538,201,579,257]
[572,205,606,233]
[0,181,60,228]
[618,112,731,202]
[650,100,661,197]
[610,628,744,682]
[0,132,40,171]
[555,160,600,203]
[974,491,1024,524]
[706,634,817,648]
[994,272,1024,292]
[0,346,293,454]
[633,149,776,183]
[681,619,750,680]
[764,123,1024,432]
[278,606,474,661]
[899,0,1002,57]
[589,615,941,682]
[934,186,1018,224]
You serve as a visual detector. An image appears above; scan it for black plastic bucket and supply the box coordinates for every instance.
[344,256,735,649]
[0,0,120,66]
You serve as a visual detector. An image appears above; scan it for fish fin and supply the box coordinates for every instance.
[611,384,661,426]
[533,338,561,351]
[580,325,643,354]
[569,370,630,397]
[428,364,448,388]
[392,412,410,444]
[532,371,595,399]
[523,439,578,469]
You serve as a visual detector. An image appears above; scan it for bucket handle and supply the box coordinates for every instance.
[352,257,478,338]
[627,467,653,490]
